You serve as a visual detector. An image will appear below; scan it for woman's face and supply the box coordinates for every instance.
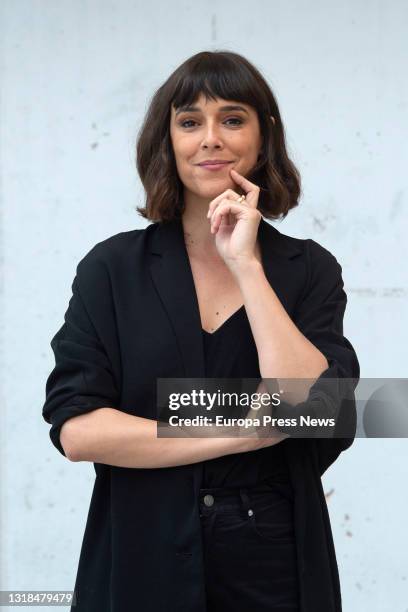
[170,93,262,201]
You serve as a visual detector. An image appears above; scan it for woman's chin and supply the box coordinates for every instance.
[197,179,236,199]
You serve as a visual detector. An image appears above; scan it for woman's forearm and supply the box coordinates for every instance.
[231,258,328,404]
[61,407,284,468]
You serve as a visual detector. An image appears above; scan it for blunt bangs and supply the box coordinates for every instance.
[169,54,270,117]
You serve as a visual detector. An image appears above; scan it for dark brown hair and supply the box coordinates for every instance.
[135,50,301,222]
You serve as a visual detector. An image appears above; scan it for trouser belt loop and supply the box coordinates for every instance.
[239,487,252,513]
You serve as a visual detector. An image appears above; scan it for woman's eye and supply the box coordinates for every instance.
[224,117,243,126]
[180,119,196,128]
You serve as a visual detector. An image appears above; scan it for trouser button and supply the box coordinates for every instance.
[203,494,214,506]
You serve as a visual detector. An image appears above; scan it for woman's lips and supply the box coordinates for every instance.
[197,162,233,171]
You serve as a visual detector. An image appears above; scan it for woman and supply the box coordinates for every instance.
[42,50,360,612]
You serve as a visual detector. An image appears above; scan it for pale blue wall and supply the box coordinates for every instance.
[1,1,407,610]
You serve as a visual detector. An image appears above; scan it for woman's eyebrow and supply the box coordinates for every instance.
[175,104,249,116]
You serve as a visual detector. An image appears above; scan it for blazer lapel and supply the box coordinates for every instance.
[149,218,206,378]
[257,218,303,299]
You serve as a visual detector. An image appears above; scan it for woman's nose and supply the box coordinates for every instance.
[201,122,223,147]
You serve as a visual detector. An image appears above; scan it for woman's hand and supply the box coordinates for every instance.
[207,168,262,272]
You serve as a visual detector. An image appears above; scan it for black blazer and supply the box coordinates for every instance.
[42,217,360,612]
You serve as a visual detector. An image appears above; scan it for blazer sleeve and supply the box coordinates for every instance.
[42,253,120,457]
[290,239,360,476]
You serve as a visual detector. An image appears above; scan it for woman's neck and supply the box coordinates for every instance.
[181,207,217,257]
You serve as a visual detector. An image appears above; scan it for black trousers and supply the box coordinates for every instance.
[199,479,300,611]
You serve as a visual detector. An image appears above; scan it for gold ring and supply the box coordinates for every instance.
[237,195,246,203]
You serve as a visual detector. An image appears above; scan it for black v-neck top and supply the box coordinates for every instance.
[200,305,290,488]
